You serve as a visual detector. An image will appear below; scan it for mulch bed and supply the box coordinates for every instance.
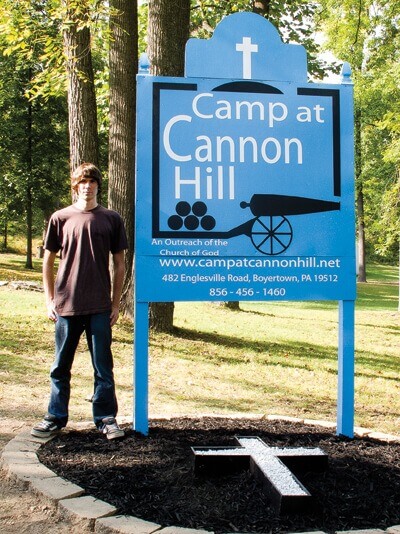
[38,417,400,534]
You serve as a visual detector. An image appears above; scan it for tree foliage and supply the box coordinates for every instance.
[0,0,66,99]
[0,1,69,258]
[0,0,398,279]
[190,0,332,78]
[319,0,400,265]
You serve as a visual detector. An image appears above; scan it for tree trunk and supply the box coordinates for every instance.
[147,0,190,332]
[108,0,138,319]
[2,221,8,250]
[217,301,240,311]
[149,302,175,332]
[25,86,33,269]
[357,186,367,282]
[398,171,400,312]
[25,186,33,269]
[63,1,99,172]
[354,107,366,282]
[252,0,270,16]
[147,0,190,78]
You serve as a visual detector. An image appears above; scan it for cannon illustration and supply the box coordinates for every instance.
[167,194,340,256]
[223,194,341,255]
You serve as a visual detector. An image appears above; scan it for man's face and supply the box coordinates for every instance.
[76,178,98,202]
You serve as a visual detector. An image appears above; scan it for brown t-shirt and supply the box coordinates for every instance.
[44,204,128,316]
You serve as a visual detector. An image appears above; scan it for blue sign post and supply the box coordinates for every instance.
[135,12,356,437]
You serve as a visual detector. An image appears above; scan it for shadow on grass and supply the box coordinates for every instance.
[356,282,398,310]
[0,351,51,379]
[153,326,336,366]
[152,325,400,381]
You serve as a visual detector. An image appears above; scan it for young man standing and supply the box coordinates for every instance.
[31,163,128,440]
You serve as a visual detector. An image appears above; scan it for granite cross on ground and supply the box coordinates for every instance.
[192,436,328,514]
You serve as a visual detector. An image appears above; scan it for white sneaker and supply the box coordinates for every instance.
[31,416,61,438]
[100,417,125,440]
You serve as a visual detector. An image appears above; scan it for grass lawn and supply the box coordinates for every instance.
[0,251,399,434]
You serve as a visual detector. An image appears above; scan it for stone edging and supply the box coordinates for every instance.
[2,414,400,534]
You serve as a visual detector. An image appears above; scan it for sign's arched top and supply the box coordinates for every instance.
[185,12,307,82]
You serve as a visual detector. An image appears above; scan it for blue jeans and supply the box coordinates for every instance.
[47,313,118,428]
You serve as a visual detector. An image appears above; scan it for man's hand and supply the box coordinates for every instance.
[110,250,125,328]
[110,305,120,327]
[46,299,58,322]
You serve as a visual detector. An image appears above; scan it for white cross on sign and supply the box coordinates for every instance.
[236,37,258,79]
[192,436,327,513]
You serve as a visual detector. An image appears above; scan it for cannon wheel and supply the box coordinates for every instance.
[250,215,293,255]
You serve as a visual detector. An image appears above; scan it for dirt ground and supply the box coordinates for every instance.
[0,417,74,533]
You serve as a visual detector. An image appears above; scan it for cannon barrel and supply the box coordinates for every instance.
[241,194,340,216]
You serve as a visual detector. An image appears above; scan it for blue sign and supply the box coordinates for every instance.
[134,12,356,437]
[136,12,355,303]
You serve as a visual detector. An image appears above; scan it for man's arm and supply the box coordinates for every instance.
[110,250,125,327]
[42,249,58,322]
